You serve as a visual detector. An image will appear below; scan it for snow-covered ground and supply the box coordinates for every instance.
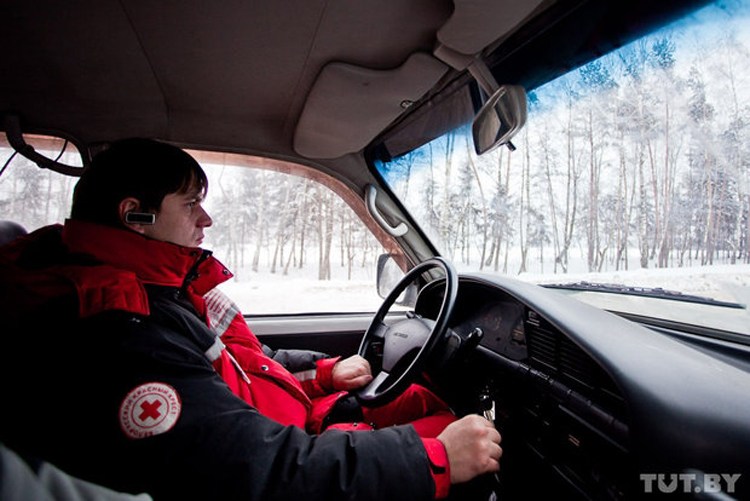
[218,261,750,314]
[218,274,385,314]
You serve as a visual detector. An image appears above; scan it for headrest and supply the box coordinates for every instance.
[0,220,28,246]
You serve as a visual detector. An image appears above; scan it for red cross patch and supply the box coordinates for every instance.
[119,382,182,439]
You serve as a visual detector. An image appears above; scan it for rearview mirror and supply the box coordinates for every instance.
[472,84,527,155]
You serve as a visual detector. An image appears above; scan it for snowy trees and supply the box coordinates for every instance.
[203,167,385,281]
[383,24,750,275]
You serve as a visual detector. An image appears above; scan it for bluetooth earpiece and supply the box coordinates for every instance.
[124,211,156,225]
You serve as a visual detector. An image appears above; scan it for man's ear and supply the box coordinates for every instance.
[119,198,152,233]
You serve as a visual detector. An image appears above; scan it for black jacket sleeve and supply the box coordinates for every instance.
[262,345,330,373]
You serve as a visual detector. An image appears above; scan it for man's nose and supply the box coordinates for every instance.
[199,207,213,227]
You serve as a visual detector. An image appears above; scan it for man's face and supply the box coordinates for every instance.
[142,187,212,247]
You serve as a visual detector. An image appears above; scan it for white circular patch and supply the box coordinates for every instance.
[119,382,182,439]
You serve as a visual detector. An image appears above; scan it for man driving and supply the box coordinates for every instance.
[0,138,502,500]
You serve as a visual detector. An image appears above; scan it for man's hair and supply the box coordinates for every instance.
[71,138,208,227]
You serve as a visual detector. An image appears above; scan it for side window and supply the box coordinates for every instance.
[194,153,391,315]
[0,134,83,231]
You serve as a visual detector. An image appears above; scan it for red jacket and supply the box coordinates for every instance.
[202,285,332,430]
[2,220,451,498]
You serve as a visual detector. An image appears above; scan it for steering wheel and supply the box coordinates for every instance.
[355,257,458,407]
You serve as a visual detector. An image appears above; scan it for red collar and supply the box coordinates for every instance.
[58,220,233,316]
[61,219,233,292]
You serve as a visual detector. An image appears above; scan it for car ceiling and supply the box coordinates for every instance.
[0,0,712,178]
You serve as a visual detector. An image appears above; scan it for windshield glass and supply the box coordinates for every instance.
[376,0,750,331]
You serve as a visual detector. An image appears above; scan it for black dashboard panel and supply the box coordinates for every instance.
[416,273,750,500]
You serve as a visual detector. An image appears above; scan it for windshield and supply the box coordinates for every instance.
[375,0,750,331]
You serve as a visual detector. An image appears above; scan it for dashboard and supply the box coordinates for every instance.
[416,273,750,500]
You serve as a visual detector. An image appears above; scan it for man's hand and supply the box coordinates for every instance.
[437,414,502,484]
[331,355,373,390]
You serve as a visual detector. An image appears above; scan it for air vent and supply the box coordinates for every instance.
[525,309,625,413]
[559,337,597,391]
[527,323,557,371]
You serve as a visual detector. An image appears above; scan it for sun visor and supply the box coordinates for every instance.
[293,53,448,159]
[437,0,548,60]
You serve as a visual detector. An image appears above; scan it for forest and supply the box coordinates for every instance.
[382,21,750,276]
